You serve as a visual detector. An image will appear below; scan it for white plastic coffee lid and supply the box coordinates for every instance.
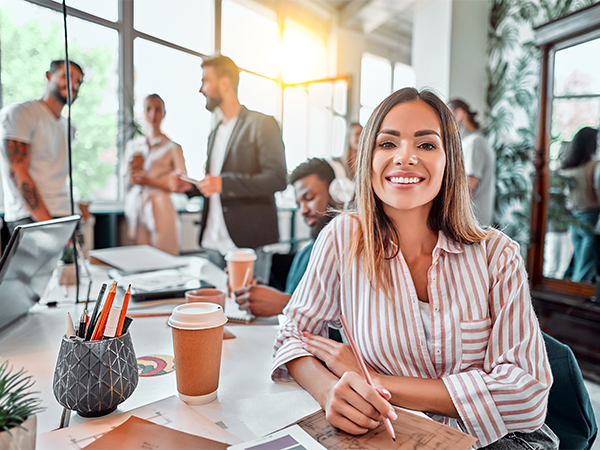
[224,248,257,262]
[168,303,227,330]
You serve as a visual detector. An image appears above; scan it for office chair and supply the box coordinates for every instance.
[543,332,597,450]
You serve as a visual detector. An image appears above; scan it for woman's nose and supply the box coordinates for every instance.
[393,144,418,166]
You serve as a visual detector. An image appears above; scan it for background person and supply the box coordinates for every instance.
[449,98,495,226]
[272,88,555,449]
[171,55,287,268]
[235,158,341,317]
[0,60,84,235]
[337,122,362,179]
[559,126,600,282]
[122,94,186,255]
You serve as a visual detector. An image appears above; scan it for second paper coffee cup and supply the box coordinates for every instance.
[168,303,227,405]
[225,248,256,292]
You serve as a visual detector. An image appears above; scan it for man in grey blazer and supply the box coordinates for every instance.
[172,55,287,263]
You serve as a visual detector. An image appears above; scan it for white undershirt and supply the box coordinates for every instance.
[201,117,239,254]
[418,300,432,353]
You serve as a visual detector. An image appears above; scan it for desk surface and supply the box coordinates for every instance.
[0,258,319,444]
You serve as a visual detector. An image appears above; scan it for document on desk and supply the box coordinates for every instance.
[37,396,241,450]
[82,416,228,449]
[227,425,326,450]
[292,408,477,450]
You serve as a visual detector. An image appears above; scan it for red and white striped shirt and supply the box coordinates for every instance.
[271,214,552,447]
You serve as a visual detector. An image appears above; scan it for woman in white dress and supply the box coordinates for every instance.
[122,94,186,255]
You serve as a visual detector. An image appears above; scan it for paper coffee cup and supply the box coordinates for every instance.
[185,288,226,310]
[168,303,227,405]
[225,249,256,292]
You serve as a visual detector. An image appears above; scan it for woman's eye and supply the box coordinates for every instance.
[378,140,396,148]
[418,142,436,150]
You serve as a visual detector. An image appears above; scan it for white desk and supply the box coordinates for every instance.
[0,257,319,445]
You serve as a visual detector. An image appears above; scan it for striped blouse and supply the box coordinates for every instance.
[271,214,552,447]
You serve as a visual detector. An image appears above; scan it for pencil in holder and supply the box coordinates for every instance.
[52,332,138,417]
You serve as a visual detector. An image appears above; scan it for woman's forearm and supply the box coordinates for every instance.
[287,356,338,409]
[372,374,459,418]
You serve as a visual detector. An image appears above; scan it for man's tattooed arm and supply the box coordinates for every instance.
[4,139,53,221]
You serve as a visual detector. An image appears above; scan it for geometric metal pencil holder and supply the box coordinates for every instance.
[52,332,138,417]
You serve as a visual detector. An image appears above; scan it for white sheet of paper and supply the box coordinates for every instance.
[37,396,241,450]
[89,245,187,273]
[227,425,327,450]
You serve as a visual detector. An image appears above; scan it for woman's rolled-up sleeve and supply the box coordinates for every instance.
[271,221,343,381]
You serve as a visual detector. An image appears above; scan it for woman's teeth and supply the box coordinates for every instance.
[389,177,421,184]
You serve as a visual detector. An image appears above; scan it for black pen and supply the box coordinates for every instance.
[86,283,107,340]
[78,310,87,338]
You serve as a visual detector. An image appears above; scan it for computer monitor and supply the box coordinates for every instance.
[0,215,79,333]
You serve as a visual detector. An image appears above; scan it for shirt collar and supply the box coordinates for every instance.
[435,231,465,254]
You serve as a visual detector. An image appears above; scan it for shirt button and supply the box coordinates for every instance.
[436,350,441,354]
[434,307,440,312]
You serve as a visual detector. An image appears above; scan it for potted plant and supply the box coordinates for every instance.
[0,359,43,450]
[58,245,77,286]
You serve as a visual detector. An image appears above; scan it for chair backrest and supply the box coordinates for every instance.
[543,332,598,450]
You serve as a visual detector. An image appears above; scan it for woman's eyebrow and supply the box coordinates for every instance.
[378,129,400,137]
[414,129,440,137]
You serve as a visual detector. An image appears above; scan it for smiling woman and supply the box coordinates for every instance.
[272,88,558,449]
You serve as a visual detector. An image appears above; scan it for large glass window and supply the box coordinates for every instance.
[542,35,600,281]
[360,53,392,126]
[0,0,119,201]
[1,0,349,211]
[51,0,118,22]
[221,0,279,78]
[133,39,210,181]
[134,0,213,55]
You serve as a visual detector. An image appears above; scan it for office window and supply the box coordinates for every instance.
[359,53,392,125]
[134,0,213,55]
[50,0,118,22]
[279,21,328,84]
[393,62,416,90]
[282,87,308,171]
[238,72,277,117]
[221,0,279,78]
[0,0,119,201]
[134,39,210,181]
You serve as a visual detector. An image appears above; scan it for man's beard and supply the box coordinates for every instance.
[204,95,221,112]
[52,88,73,106]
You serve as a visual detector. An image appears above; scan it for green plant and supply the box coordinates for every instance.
[61,246,74,264]
[0,359,43,434]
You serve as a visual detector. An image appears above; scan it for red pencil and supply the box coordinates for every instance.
[340,314,396,442]
[116,285,131,337]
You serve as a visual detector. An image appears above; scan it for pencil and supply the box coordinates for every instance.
[91,281,117,340]
[339,314,396,442]
[242,267,251,288]
[116,285,131,337]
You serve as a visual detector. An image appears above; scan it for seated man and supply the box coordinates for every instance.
[235,158,341,317]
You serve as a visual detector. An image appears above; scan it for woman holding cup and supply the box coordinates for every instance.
[122,94,187,255]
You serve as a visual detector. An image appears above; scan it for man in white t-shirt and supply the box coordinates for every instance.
[449,98,496,226]
[0,60,84,234]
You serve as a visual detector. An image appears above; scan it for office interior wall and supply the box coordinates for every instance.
[412,0,453,100]
[449,0,490,118]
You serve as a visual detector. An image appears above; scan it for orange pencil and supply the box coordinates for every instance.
[91,281,117,340]
[116,285,131,337]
